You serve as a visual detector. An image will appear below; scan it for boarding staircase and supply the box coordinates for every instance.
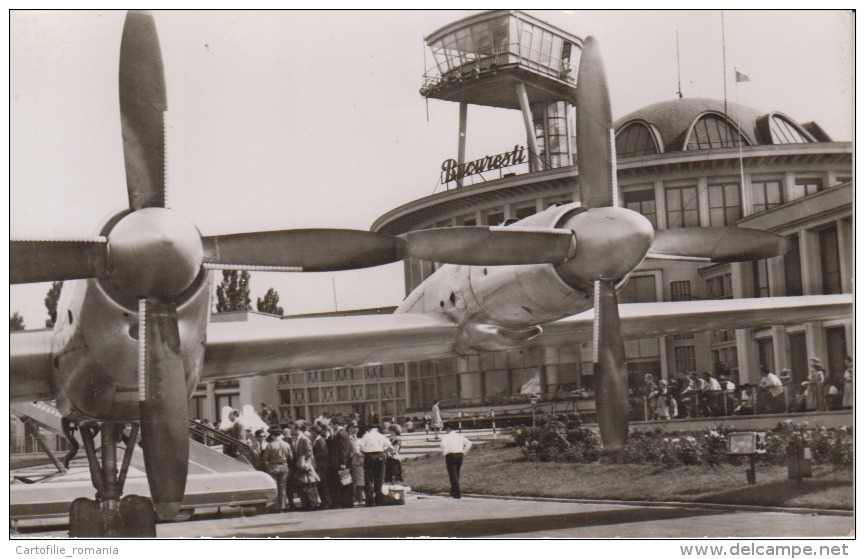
[10,402,276,522]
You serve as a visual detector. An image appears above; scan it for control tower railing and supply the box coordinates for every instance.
[420,43,575,97]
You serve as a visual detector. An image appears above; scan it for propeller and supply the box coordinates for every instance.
[592,280,629,454]
[118,12,187,520]
[575,35,615,210]
[10,239,107,284]
[568,36,635,457]
[646,227,790,262]
[120,10,167,210]
[200,226,576,272]
[399,226,575,266]
[137,297,188,520]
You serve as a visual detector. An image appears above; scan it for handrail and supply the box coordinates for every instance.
[187,419,251,456]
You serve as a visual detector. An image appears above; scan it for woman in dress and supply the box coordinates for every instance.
[842,356,853,409]
[805,359,826,411]
[651,380,677,420]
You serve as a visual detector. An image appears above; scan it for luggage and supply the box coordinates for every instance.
[380,484,409,505]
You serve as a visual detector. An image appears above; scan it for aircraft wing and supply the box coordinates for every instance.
[532,294,853,348]
[202,294,850,382]
[202,312,459,381]
[10,329,55,402]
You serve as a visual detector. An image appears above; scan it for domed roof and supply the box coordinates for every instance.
[613,97,820,153]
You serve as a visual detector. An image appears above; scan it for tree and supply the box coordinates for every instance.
[45,281,63,327]
[256,287,284,316]
[215,270,252,312]
[10,312,25,331]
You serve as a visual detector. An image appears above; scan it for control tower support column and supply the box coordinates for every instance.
[516,82,544,172]
[457,102,468,187]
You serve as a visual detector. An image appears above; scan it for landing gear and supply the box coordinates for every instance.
[69,421,157,537]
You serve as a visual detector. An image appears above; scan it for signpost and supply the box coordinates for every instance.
[728,432,760,485]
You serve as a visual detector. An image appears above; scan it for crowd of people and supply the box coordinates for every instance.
[197,406,409,512]
[642,356,853,421]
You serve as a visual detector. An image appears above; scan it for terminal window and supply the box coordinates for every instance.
[752,179,783,213]
[791,177,824,200]
[665,185,699,229]
[623,187,657,228]
[708,182,742,226]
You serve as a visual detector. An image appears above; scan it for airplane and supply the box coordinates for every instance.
[10,11,851,537]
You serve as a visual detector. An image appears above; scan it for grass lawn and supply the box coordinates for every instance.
[403,442,853,510]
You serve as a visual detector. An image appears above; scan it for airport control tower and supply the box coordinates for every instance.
[420,10,583,185]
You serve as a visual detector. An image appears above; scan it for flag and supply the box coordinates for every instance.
[735,70,750,83]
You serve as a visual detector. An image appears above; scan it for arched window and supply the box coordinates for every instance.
[769,114,813,144]
[615,121,662,158]
[685,113,749,151]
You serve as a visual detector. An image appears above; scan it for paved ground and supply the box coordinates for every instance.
[15,495,853,539]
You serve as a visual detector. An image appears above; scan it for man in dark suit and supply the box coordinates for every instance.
[312,421,332,509]
[328,418,355,508]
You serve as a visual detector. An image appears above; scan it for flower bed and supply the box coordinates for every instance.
[513,415,853,467]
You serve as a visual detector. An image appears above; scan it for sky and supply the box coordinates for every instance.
[8,10,854,330]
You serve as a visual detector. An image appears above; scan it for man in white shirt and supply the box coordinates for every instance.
[758,365,784,413]
[440,423,472,499]
[358,423,393,507]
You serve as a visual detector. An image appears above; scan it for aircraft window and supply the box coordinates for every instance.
[449,292,456,304]
[502,218,520,226]
[67,310,73,325]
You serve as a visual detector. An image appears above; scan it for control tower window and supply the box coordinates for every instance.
[429,16,512,78]
[517,19,573,78]
[532,100,572,169]
[686,113,748,151]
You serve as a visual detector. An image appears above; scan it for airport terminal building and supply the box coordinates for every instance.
[193,10,852,425]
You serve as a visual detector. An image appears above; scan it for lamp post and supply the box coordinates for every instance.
[530,395,540,427]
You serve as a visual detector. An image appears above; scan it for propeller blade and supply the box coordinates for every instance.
[575,36,615,210]
[138,297,188,520]
[592,280,629,457]
[401,226,576,266]
[646,227,790,262]
[120,10,167,210]
[201,229,403,272]
[11,239,107,284]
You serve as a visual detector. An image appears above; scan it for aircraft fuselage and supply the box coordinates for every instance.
[50,271,211,424]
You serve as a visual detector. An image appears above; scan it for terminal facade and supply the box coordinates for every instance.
[194,10,852,424]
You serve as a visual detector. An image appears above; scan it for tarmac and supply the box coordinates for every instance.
[14,493,853,539]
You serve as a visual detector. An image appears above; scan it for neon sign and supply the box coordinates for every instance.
[441,145,527,185]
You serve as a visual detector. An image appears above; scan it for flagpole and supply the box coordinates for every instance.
[734,67,745,201]
[676,30,683,98]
